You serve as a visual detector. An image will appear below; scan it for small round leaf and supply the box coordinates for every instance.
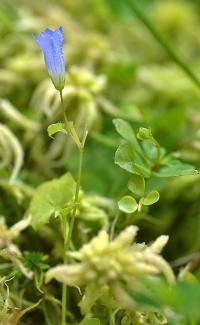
[118,196,138,213]
[142,191,160,206]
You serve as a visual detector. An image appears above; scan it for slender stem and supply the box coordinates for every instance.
[66,146,83,250]
[150,138,160,171]
[59,90,71,132]
[60,89,70,325]
[43,302,54,325]
[61,216,68,325]
[110,213,119,241]
[60,90,82,150]
[59,90,85,325]
[153,138,160,168]
[61,147,83,325]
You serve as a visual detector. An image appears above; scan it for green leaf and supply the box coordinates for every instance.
[115,142,150,177]
[23,251,49,272]
[26,173,76,229]
[142,191,159,206]
[127,276,200,323]
[79,317,102,325]
[113,118,143,154]
[47,122,66,138]
[128,175,145,197]
[118,195,138,213]
[156,159,197,177]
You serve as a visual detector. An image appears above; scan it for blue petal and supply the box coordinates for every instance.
[33,27,65,90]
[53,27,64,46]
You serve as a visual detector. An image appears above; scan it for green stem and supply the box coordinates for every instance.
[152,138,160,169]
[110,213,119,241]
[61,146,83,325]
[124,0,200,89]
[59,90,85,325]
[59,90,82,150]
[59,90,71,132]
[66,146,83,250]
[61,215,68,325]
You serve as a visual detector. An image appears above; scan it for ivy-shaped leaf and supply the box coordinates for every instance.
[26,173,76,229]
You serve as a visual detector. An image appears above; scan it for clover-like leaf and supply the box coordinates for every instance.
[118,195,138,213]
[142,191,160,206]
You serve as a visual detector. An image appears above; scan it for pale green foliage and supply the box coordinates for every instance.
[46,226,174,313]
[27,173,76,229]
[47,122,66,138]
[0,123,24,183]
[31,66,106,126]
[0,99,40,132]
[0,216,32,278]
[79,317,102,325]
[0,277,11,324]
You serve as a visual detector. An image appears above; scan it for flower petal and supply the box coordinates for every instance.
[33,27,65,90]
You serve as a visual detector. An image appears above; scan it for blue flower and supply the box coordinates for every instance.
[33,27,65,90]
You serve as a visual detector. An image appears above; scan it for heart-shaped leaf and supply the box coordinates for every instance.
[27,173,76,229]
[118,195,138,213]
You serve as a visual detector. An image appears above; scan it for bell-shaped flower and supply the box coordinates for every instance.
[33,27,65,90]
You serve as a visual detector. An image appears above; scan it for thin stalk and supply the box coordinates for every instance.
[60,89,70,325]
[59,90,71,132]
[61,147,83,325]
[59,90,82,150]
[66,146,83,251]
[59,90,85,325]
[43,302,54,325]
[124,0,200,89]
[110,213,119,241]
[151,138,160,171]
[61,215,68,325]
